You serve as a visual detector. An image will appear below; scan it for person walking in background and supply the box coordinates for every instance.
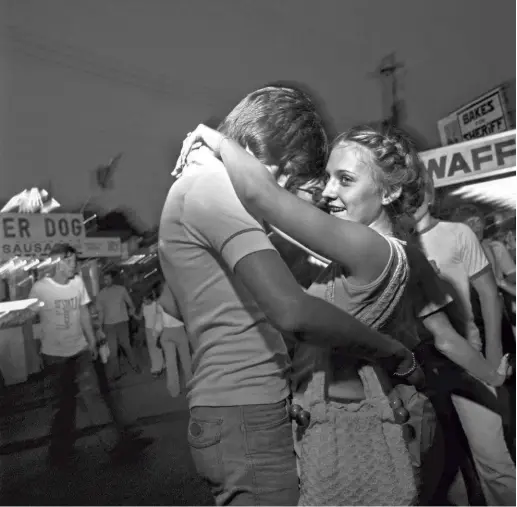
[412,183,515,506]
[97,270,141,379]
[153,295,191,397]
[29,244,151,466]
[136,291,164,377]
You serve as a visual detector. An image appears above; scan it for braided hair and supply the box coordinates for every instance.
[333,124,427,219]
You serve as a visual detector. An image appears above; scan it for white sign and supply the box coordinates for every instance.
[1,213,85,258]
[420,130,516,188]
[437,85,512,146]
[80,237,122,258]
[457,88,508,141]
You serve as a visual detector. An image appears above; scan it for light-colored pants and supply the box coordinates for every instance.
[161,326,192,397]
[452,389,516,506]
[144,328,164,374]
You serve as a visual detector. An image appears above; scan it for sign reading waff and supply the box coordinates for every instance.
[420,130,516,188]
[1,213,85,258]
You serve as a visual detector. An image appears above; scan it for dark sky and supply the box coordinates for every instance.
[2,0,515,226]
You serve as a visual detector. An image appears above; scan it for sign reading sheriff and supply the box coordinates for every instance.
[1,213,85,258]
[420,130,516,188]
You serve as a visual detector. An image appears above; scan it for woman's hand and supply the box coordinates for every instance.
[174,124,226,175]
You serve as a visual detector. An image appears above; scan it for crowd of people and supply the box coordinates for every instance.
[27,84,515,506]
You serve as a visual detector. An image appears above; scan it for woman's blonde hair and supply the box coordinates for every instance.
[333,124,427,218]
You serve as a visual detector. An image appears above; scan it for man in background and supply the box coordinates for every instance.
[412,180,514,506]
[30,244,151,466]
[97,270,140,379]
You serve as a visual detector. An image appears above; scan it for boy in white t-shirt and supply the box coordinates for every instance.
[412,184,514,506]
[30,243,151,466]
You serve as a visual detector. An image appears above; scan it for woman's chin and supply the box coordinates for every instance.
[331,210,349,220]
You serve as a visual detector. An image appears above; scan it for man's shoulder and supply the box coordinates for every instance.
[437,220,470,236]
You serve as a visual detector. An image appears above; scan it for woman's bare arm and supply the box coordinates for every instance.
[176,126,391,284]
[218,138,391,284]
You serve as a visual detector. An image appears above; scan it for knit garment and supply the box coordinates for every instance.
[298,236,419,506]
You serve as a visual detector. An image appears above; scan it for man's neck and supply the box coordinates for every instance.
[414,210,438,233]
[52,271,70,285]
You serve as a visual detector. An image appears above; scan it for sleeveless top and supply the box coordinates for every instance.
[291,235,417,403]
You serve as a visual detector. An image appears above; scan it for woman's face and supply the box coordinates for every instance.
[322,142,384,225]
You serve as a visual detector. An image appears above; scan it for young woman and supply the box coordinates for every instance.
[153,289,192,398]
[136,291,164,377]
[176,123,512,505]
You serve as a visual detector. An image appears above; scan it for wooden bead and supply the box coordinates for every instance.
[394,406,410,424]
[290,404,302,418]
[389,396,402,409]
[298,411,311,428]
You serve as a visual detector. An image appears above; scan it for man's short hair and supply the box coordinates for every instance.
[218,85,328,189]
[49,243,77,258]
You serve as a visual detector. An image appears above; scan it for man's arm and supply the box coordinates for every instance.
[422,311,505,386]
[235,250,415,377]
[472,271,503,368]
[80,305,97,354]
[459,225,503,367]
[123,287,136,317]
[77,278,97,359]
[96,292,105,327]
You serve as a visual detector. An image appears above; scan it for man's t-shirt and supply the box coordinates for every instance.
[29,275,90,357]
[158,148,290,408]
[417,220,490,344]
[97,285,130,325]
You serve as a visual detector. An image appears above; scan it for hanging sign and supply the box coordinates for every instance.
[457,87,509,141]
[420,130,516,188]
[0,213,85,258]
[80,237,122,258]
[437,84,512,146]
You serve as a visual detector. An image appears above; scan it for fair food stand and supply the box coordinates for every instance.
[0,189,124,386]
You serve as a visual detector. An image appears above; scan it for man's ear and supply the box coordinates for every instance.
[381,186,402,206]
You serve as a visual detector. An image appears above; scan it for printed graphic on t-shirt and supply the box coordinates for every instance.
[54,296,79,330]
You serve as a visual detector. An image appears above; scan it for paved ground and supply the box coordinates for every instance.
[0,347,214,506]
[1,412,213,505]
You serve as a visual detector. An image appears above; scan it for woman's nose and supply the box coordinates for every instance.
[322,180,337,199]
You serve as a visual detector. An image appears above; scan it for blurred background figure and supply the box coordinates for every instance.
[136,290,164,377]
[153,289,191,398]
[96,270,141,380]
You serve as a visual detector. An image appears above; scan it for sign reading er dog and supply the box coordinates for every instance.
[1,213,85,258]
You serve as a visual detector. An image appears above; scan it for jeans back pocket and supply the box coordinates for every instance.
[187,417,224,488]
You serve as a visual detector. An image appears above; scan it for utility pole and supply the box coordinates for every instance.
[377,53,404,128]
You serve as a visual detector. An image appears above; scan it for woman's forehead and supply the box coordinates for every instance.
[329,141,370,165]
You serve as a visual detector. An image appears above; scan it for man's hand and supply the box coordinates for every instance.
[490,353,514,387]
[89,342,98,361]
[97,329,106,340]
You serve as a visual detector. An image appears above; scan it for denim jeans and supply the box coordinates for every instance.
[43,349,129,460]
[418,345,515,505]
[188,400,299,506]
[104,321,138,379]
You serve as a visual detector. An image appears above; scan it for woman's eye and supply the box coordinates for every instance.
[339,176,350,185]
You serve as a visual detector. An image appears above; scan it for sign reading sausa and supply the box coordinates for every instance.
[0,213,85,257]
[420,130,516,188]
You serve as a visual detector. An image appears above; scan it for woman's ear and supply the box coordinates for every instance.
[381,186,402,206]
